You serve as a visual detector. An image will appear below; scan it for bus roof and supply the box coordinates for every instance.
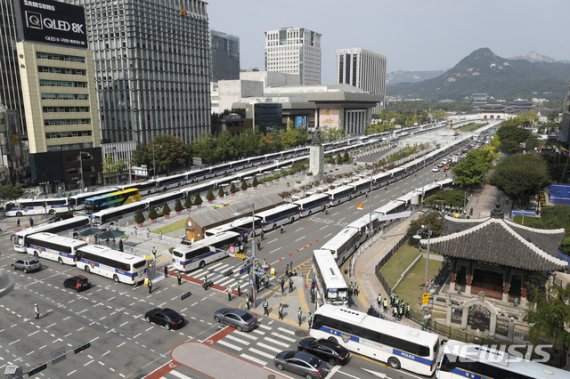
[14,216,89,237]
[173,231,240,253]
[321,227,359,251]
[325,185,353,196]
[69,188,118,201]
[374,200,403,215]
[91,201,146,217]
[293,193,329,206]
[347,213,378,230]
[77,244,146,264]
[313,250,347,289]
[442,340,568,378]
[26,232,87,248]
[9,197,67,203]
[207,216,260,235]
[316,304,439,347]
[257,203,299,217]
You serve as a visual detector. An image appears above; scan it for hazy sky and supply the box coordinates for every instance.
[208,0,569,83]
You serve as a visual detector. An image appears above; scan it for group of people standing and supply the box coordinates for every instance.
[376,292,411,320]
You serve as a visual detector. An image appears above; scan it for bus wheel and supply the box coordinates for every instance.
[58,257,63,265]
[84,266,90,273]
[327,337,338,344]
[113,275,119,283]
[34,251,39,258]
[199,261,205,269]
[16,212,22,217]
[387,357,401,370]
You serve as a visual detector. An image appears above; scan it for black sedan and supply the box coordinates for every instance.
[274,350,329,379]
[144,308,185,330]
[63,275,91,292]
[298,337,350,365]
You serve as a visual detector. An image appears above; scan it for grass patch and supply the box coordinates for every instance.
[512,215,542,228]
[395,256,443,310]
[151,218,187,235]
[459,122,487,132]
[379,244,421,288]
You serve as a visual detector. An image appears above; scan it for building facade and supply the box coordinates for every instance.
[13,0,102,190]
[68,0,211,145]
[336,48,386,113]
[211,30,239,82]
[0,104,26,182]
[265,27,321,85]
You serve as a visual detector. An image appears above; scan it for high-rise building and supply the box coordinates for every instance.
[211,30,239,82]
[13,0,102,190]
[336,48,386,113]
[68,0,211,145]
[265,27,321,85]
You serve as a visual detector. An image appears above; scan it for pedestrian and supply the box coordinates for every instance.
[278,303,284,320]
[34,303,40,319]
[306,312,312,328]
[289,278,294,292]
[285,266,289,277]
[163,265,168,278]
[148,279,153,294]
[297,307,302,326]
[383,298,388,312]
[16,218,20,227]
[119,239,124,252]
[176,272,182,286]
[237,282,241,297]
[29,217,33,227]
[280,277,285,293]
[144,276,149,288]
[354,282,359,297]
[246,294,251,310]
[263,274,269,289]
[227,287,232,302]
[257,239,261,250]
[203,274,208,284]
[377,294,382,307]
[152,246,157,260]
[263,299,269,316]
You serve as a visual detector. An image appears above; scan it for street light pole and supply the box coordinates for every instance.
[424,225,432,292]
[78,151,89,191]
[152,144,156,180]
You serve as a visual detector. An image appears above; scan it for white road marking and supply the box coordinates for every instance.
[250,347,275,360]
[294,235,306,242]
[240,353,267,366]
[257,342,282,353]
[225,334,250,345]
[170,370,194,379]
[264,337,289,348]
[277,327,295,335]
[217,339,242,351]
[319,225,329,230]
[270,332,296,342]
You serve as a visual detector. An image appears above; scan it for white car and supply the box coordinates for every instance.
[432,167,440,172]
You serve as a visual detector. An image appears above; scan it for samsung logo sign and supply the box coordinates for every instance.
[25,11,84,34]
[23,0,55,11]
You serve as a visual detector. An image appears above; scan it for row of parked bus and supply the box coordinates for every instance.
[4,121,446,218]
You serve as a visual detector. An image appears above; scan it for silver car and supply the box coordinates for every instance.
[12,257,41,273]
[214,307,259,332]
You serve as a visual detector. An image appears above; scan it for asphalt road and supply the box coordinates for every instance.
[0,133,461,378]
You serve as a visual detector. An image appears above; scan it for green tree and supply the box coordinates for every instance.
[252,177,259,188]
[132,136,189,175]
[162,202,171,216]
[134,209,145,225]
[527,285,570,349]
[174,199,183,212]
[452,147,495,187]
[194,193,203,206]
[490,154,550,208]
[102,156,126,175]
[241,180,248,191]
[148,207,158,221]
[496,118,531,154]
[0,184,23,200]
[206,188,215,202]
[184,194,193,209]
[406,212,444,245]
[218,186,225,198]
[230,183,237,194]
[342,151,350,163]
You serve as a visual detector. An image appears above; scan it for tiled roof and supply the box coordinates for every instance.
[421,217,567,271]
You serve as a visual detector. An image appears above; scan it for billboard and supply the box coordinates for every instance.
[294,116,307,129]
[319,108,340,128]
[13,0,88,49]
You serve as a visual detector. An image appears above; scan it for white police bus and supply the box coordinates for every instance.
[437,340,568,379]
[312,249,348,305]
[5,198,69,217]
[25,232,87,265]
[75,245,147,285]
[12,216,90,253]
[171,231,243,272]
[311,305,440,376]
[257,203,300,231]
[293,193,330,217]
[319,227,362,264]
[205,216,263,239]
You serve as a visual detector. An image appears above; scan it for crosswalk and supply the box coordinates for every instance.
[214,318,298,367]
[160,369,194,379]
[174,261,276,291]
